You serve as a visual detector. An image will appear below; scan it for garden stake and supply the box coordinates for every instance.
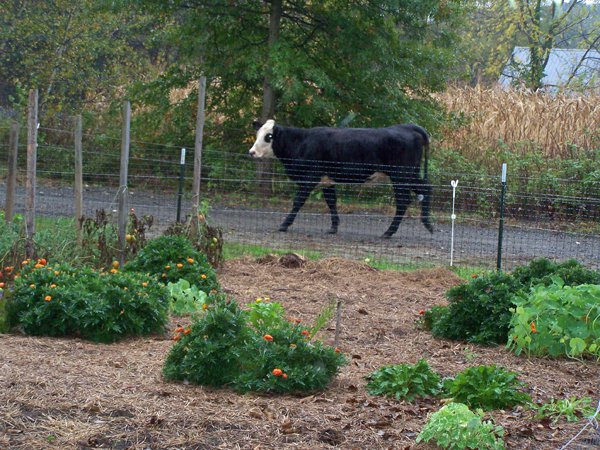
[497,163,507,271]
[450,180,459,266]
[177,148,186,222]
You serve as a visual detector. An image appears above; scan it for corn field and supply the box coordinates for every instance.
[437,86,600,158]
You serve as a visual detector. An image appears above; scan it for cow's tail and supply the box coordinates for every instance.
[411,124,433,233]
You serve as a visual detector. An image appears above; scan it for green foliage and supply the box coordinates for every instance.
[430,271,522,345]
[534,396,595,425]
[426,258,600,347]
[416,403,505,450]
[512,258,600,288]
[163,297,346,394]
[125,235,219,294]
[5,259,168,342]
[166,279,207,317]
[443,365,531,411]
[507,280,600,360]
[365,359,443,401]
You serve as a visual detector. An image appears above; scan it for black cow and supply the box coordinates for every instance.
[249,120,434,238]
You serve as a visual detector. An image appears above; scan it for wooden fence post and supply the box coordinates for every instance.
[191,76,206,233]
[74,114,83,245]
[25,89,38,259]
[118,101,131,266]
[5,121,19,223]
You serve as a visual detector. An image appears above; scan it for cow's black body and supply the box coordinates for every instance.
[253,122,434,238]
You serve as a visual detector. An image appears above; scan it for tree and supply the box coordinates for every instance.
[455,0,600,90]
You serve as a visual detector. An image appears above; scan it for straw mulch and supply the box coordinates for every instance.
[1,256,598,449]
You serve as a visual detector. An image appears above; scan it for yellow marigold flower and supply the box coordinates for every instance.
[50,284,57,288]
[112,261,120,268]
[256,297,262,303]
[165,265,171,270]
[176,263,183,269]
[34,263,43,269]
[29,284,35,288]
[54,271,60,275]
[44,295,52,302]
[202,303,209,310]
[201,274,207,279]
[142,282,148,287]
[187,258,194,264]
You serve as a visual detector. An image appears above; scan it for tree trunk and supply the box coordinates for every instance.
[257,0,283,196]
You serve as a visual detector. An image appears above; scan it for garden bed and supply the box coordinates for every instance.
[0,257,597,449]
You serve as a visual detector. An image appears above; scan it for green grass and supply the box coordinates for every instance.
[223,242,323,261]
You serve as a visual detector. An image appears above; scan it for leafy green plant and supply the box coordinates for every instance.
[5,259,169,342]
[535,396,595,424]
[163,297,346,394]
[430,271,522,345]
[426,259,600,346]
[507,279,600,359]
[125,235,219,294]
[416,403,505,450]
[443,365,531,411]
[166,279,208,316]
[366,359,443,401]
[512,258,600,288]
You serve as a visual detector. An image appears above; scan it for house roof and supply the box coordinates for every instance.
[499,46,600,92]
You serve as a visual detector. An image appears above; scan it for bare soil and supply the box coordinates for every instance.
[0,257,598,449]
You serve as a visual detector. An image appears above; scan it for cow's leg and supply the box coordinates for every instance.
[412,177,434,233]
[279,182,316,232]
[322,185,340,234]
[383,181,411,239]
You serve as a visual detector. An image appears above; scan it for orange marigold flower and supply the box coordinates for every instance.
[30,284,35,288]
[282,373,288,380]
[172,334,181,341]
[50,284,57,288]
[183,328,191,335]
[142,282,148,287]
[418,309,425,315]
[110,268,118,274]
[161,273,167,278]
[0,282,4,289]
[201,274,207,279]
[176,263,183,269]
[335,347,341,353]
[530,321,538,333]
[112,261,120,268]
[263,334,274,342]
[272,368,283,377]
[187,258,194,264]
[301,330,310,336]
[34,263,44,269]
[21,260,29,266]
[175,327,184,333]
[202,303,209,310]
[38,258,47,266]
[165,265,171,270]
[471,273,478,278]
[44,295,52,302]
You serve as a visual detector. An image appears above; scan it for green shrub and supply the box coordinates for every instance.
[512,258,600,287]
[507,280,600,359]
[427,258,600,346]
[125,235,219,294]
[163,297,346,394]
[416,402,505,450]
[5,259,169,342]
[443,365,531,411]
[365,359,443,401]
[431,271,522,345]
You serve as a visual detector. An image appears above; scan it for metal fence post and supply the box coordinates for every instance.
[118,101,131,267]
[25,89,38,259]
[497,163,507,271]
[176,148,186,222]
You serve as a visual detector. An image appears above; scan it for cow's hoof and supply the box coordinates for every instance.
[278,226,289,232]
[381,232,393,239]
[327,228,338,234]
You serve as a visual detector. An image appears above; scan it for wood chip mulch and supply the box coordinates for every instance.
[1,256,598,449]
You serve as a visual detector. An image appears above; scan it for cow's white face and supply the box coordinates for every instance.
[249,119,275,158]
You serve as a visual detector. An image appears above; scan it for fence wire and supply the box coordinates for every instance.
[0,128,599,270]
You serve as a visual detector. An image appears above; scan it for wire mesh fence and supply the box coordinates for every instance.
[0,124,599,270]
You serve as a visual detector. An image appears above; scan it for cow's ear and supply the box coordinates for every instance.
[252,120,263,131]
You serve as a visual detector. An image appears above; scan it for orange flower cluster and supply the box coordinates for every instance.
[272,368,288,379]
[263,334,273,342]
[530,321,538,333]
[172,326,192,341]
